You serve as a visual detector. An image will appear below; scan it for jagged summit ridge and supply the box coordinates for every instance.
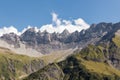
[0,22,120,56]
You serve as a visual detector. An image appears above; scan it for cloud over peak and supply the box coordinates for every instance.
[0,12,90,36]
[40,12,90,33]
[52,12,61,26]
[0,26,20,36]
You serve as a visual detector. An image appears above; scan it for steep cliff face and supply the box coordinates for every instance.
[0,47,45,80]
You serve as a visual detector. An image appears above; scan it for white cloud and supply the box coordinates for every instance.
[0,12,90,36]
[62,20,72,25]
[40,24,56,33]
[40,12,90,33]
[74,18,89,27]
[0,26,20,36]
[51,12,61,26]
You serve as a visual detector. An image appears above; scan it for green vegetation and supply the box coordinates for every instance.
[2,31,120,80]
[79,44,105,61]
[24,63,64,80]
[25,42,120,80]
[82,61,120,76]
[58,55,120,80]
[0,47,45,80]
[112,35,120,48]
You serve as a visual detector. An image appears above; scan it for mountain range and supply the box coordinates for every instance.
[0,22,116,55]
[0,22,120,80]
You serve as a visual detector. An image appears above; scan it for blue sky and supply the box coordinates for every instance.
[0,0,120,31]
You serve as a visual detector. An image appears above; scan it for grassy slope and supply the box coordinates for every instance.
[82,61,120,76]
[79,44,105,61]
[24,63,64,80]
[73,53,120,77]
[58,54,120,80]
[112,35,120,48]
[25,47,120,80]
[0,47,45,80]
[0,47,74,80]
[40,49,74,64]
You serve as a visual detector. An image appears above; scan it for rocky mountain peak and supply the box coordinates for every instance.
[61,29,70,36]
[20,28,37,46]
[27,28,37,32]
[41,30,49,34]
[1,33,20,48]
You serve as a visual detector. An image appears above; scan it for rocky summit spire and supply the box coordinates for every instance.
[61,29,70,36]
